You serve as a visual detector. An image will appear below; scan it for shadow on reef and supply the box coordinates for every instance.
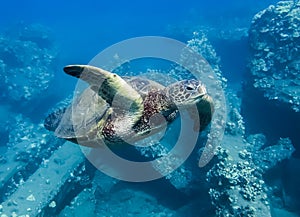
[212,36,249,84]
[242,81,300,157]
[109,178,212,211]
[263,158,300,216]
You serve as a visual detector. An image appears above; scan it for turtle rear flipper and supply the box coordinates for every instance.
[44,107,83,145]
[44,107,68,133]
[45,87,110,142]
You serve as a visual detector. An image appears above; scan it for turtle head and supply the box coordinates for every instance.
[166,79,208,106]
[166,79,214,131]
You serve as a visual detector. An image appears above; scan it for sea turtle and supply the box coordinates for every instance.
[44,65,214,147]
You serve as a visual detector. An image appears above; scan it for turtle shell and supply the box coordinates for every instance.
[123,76,165,96]
[47,76,166,142]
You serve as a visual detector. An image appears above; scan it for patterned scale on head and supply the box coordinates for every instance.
[166,79,207,105]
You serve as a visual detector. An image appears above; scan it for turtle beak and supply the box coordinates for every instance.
[189,84,207,102]
[198,84,207,96]
[192,93,207,104]
[64,65,85,78]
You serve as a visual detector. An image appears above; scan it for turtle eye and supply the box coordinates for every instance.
[185,85,195,91]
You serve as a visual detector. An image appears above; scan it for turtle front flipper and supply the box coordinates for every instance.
[64,65,144,124]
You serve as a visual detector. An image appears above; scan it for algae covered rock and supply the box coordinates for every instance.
[248,0,300,112]
[0,23,57,106]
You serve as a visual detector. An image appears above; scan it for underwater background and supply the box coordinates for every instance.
[1,0,300,216]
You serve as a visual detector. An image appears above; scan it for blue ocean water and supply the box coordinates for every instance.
[1,0,300,216]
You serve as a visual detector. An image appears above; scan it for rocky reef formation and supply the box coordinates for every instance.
[246,134,294,171]
[207,91,295,217]
[185,31,295,216]
[0,23,57,108]
[0,17,298,216]
[248,0,300,112]
[243,0,300,164]
[135,31,296,217]
[162,31,292,216]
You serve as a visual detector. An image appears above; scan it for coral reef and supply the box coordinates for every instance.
[0,114,64,202]
[207,147,268,217]
[0,110,92,216]
[167,31,274,216]
[174,31,271,216]
[246,134,294,171]
[206,92,272,217]
[0,23,57,106]
[59,171,177,217]
[181,32,227,169]
[206,92,295,217]
[0,18,298,216]
[248,0,300,112]
[173,31,228,88]
[225,90,245,136]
